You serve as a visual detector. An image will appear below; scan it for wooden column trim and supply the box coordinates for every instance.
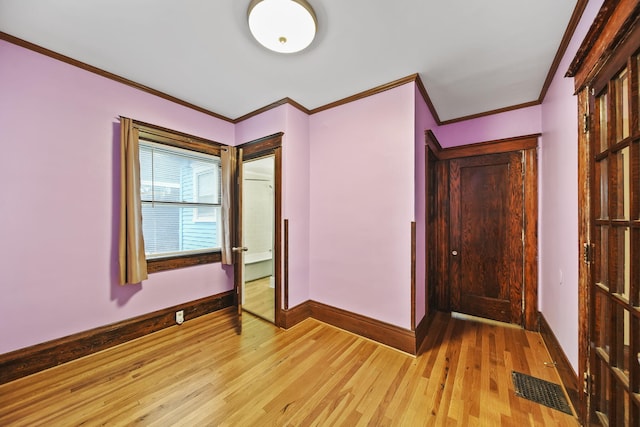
[523,147,539,330]
[411,221,416,331]
[576,87,592,424]
[274,147,283,326]
[436,160,451,311]
[284,219,289,310]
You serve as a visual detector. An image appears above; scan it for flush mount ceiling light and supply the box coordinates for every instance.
[247,0,317,54]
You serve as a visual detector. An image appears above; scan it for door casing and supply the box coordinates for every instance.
[425,134,539,330]
[234,133,284,327]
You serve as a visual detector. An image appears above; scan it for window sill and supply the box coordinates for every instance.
[147,251,222,273]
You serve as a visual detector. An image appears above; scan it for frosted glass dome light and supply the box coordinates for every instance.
[248,0,317,54]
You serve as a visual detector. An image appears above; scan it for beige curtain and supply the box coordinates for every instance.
[118,117,148,284]
[220,146,238,265]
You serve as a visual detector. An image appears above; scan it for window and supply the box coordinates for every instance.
[134,121,224,272]
[193,165,219,222]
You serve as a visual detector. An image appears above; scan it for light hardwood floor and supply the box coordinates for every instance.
[244,276,274,322]
[0,308,579,426]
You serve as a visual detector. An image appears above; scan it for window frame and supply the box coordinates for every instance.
[132,120,226,273]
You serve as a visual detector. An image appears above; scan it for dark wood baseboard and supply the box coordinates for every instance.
[308,301,416,354]
[415,311,436,353]
[538,312,580,416]
[281,300,419,354]
[0,291,234,385]
[281,301,312,329]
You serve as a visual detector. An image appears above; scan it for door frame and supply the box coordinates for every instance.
[235,133,284,327]
[426,133,539,330]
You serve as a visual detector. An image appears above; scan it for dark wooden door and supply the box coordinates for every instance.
[568,1,640,423]
[587,41,639,427]
[449,152,524,325]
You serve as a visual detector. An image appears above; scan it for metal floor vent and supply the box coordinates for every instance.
[512,371,573,415]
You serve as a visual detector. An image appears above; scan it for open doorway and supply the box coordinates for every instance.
[234,133,283,327]
[241,155,275,323]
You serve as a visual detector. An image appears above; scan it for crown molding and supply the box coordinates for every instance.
[3,1,591,129]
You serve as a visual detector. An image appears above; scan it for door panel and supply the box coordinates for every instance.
[450,152,524,325]
[233,134,283,327]
[241,155,275,323]
[588,54,639,425]
[234,148,245,318]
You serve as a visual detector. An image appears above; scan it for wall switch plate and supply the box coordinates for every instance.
[176,310,184,325]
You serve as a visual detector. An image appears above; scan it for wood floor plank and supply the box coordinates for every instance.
[0,309,579,426]
[244,277,275,322]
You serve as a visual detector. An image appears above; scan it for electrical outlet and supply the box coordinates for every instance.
[175,310,184,325]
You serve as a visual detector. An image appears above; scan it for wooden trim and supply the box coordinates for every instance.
[233,98,310,123]
[436,0,590,123]
[415,311,436,354]
[436,160,451,311]
[233,75,425,122]
[437,134,540,160]
[567,0,640,91]
[281,301,312,329]
[0,291,234,385]
[284,219,289,310]
[309,74,420,115]
[523,148,539,330]
[308,301,417,354]
[415,74,442,124]
[438,100,541,126]
[538,0,590,102]
[411,221,416,331]
[130,117,227,273]
[147,251,221,273]
[576,87,592,424]
[132,119,226,156]
[274,147,283,327]
[425,129,449,314]
[239,132,284,158]
[590,13,640,94]
[539,312,580,418]
[566,0,620,79]
[4,28,590,128]
[0,32,234,123]
[425,130,444,157]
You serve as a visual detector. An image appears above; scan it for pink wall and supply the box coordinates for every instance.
[309,84,416,329]
[281,105,311,307]
[1,0,605,360]
[539,0,604,373]
[422,0,603,373]
[235,104,311,307]
[0,40,235,354]
[434,105,542,148]
[414,86,438,324]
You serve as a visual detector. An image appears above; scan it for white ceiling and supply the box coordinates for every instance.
[0,0,579,122]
